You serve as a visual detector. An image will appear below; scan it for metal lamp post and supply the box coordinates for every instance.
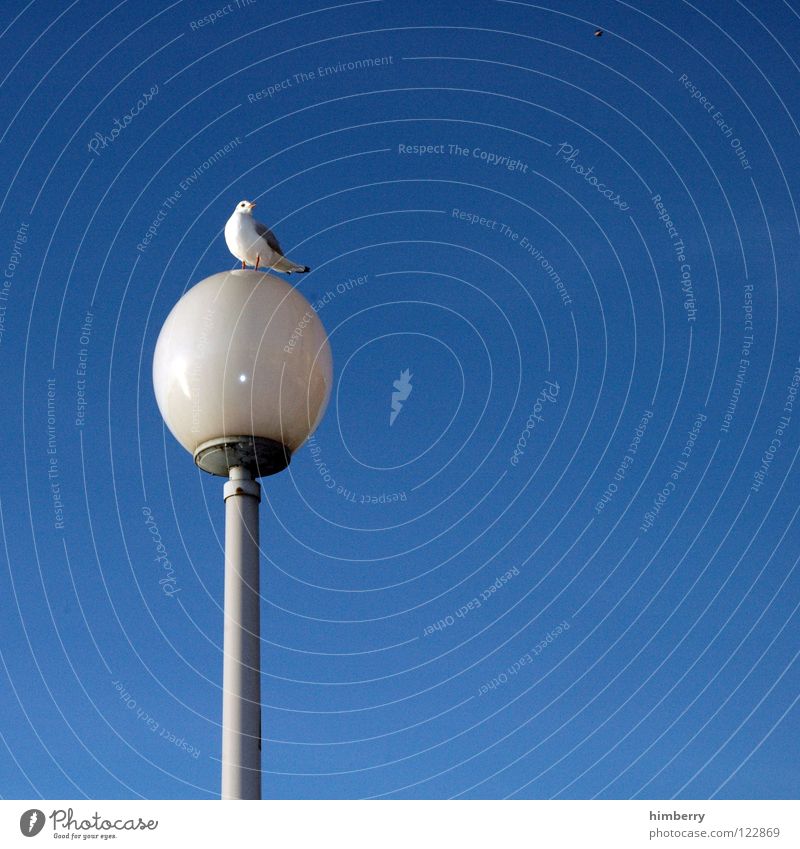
[152,269,333,799]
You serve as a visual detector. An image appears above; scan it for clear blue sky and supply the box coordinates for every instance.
[1,0,798,800]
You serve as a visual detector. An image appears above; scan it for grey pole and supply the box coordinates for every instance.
[221,465,262,800]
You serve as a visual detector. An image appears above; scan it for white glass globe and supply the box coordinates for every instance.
[153,270,332,467]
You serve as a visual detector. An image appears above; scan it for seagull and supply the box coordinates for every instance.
[224,200,310,274]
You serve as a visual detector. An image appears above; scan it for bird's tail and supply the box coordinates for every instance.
[272,255,310,274]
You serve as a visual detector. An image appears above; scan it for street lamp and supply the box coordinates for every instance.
[152,269,332,799]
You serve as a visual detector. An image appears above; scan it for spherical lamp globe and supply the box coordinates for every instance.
[152,269,332,477]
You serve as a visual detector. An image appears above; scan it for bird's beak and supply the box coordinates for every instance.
[249,202,256,210]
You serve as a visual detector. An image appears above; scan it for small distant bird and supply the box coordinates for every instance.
[594,29,603,37]
[224,200,310,274]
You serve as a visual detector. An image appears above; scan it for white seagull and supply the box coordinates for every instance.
[224,200,310,274]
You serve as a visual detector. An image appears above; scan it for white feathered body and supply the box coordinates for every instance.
[224,211,309,274]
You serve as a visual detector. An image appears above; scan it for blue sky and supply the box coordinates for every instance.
[0,0,798,799]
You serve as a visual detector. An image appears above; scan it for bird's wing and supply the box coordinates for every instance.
[254,220,283,254]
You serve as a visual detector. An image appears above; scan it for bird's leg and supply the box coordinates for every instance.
[241,260,246,269]
[255,254,260,270]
